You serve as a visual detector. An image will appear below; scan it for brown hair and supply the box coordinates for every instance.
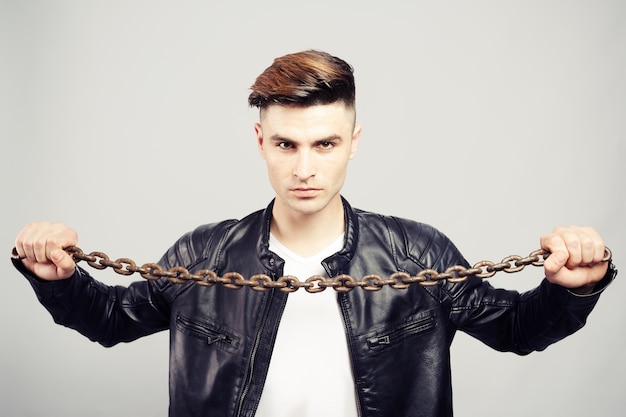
[248,50,355,109]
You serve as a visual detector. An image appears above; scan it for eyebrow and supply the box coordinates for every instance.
[269,134,343,144]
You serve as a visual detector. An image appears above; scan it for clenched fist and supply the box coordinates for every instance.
[14,222,78,281]
[541,225,609,293]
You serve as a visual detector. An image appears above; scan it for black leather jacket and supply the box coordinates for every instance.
[16,198,614,417]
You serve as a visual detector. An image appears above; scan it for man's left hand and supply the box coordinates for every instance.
[541,225,609,292]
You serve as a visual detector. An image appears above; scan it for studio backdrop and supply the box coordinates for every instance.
[1,1,624,416]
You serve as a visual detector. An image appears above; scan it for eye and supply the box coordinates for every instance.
[318,141,334,150]
[277,141,294,150]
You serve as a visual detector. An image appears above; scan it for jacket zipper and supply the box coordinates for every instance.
[235,292,287,417]
[338,293,363,417]
[176,315,233,345]
[367,317,435,349]
[235,303,267,417]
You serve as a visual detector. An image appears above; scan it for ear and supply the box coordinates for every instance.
[255,122,266,159]
[349,123,362,160]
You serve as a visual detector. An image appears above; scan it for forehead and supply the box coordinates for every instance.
[260,103,355,137]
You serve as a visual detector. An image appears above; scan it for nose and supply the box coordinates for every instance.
[293,149,315,180]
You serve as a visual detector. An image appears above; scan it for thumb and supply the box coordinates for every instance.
[544,250,568,276]
[50,249,76,278]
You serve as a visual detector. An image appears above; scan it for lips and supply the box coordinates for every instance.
[291,188,321,198]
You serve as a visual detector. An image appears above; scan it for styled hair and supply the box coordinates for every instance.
[248,50,355,109]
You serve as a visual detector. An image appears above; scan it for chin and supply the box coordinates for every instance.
[288,198,329,216]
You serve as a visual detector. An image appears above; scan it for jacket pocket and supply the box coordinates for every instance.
[175,314,240,353]
[366,315,436,352]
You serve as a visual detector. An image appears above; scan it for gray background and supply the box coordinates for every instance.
[1,1,624,416]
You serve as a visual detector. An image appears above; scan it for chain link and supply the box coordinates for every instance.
[12,246,611,293]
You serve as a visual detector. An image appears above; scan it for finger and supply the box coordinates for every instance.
[13,239,27,261]
[582,226,606,265]
[540,231,569,275]
[560,228,583,269]
[30,224,61,264]
[14,222,41,262]
[578,227,598,266]
[33,233,51,264]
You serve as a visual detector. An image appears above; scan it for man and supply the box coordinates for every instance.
[13,50,616,417]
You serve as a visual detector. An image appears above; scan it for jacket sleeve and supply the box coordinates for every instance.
[428,233,618,355]
[449,266,616,354]
[12,221,231,347]
[13,258,172,347]
[398,218,617,355]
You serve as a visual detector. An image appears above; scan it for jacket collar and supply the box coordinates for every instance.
[332,196,359,275]
[257,196,359,277]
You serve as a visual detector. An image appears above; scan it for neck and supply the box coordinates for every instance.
[270,198,345,258]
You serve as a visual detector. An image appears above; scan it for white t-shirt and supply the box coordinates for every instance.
[255,234,358,417]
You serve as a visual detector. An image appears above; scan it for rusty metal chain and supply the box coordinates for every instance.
[13,245,611,293]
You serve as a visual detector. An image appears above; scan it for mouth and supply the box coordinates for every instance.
[291,188,321,198]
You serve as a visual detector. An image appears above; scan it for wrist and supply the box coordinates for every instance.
[570,283,596,295]
[568,260,617,296]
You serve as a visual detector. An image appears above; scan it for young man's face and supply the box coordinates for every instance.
[255,102,361,218]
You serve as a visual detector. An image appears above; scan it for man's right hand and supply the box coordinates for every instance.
[14,222,78,281]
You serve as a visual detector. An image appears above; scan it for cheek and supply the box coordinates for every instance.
[325,156,350,174]
[265,157,290,178]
